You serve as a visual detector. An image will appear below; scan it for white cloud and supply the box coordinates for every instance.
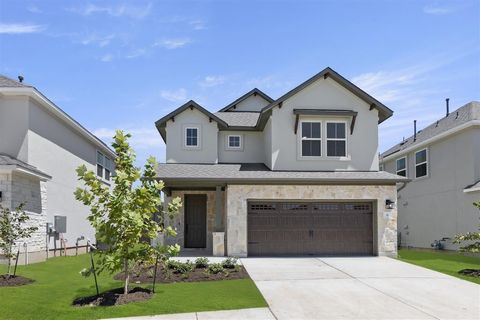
[126,48,147,59]
[160,88,187,102]
[0,23,45,34]
[423,4,454,15]
[81,33,115,47]
[190,19,206,30]
[246,75,291,90]
[199,75,227,88]
[69,2,152,19]
[100,53,114,62]
[94,127,163,150]
[27,6,42,13]
[154,38,191,49]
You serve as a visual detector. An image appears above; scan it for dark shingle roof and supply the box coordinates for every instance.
[381,101,480,158]
[218,88,273,112]
[214,112,260,127]
[0,75,31,88]
[156,163,408,183]
[0,154,51,179]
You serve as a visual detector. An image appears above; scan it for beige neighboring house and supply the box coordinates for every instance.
[380,101,480,250]
[155,67,407,258]
[0,75,115,263]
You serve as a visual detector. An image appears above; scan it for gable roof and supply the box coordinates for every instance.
[0,75,115,158]
[260,67,393,123]
[214,112,260,127]
[0,153,51,180]
[381,101,480,159]
[218,88,273,112]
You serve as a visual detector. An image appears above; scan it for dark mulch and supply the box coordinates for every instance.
[114,265,250,284]
[0,275,34,287]
[458,269,480,277]
[72,287,153,307]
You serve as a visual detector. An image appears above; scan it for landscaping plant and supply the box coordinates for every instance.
[75,130,182,295]
[194,257,209,268]
[453,200,480,253]
[0,203,38,278]
[221,257,238,269]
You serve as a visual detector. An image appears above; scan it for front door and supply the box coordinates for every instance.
[184,194,207,248]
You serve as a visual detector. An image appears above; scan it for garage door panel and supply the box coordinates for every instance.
[248,201,374,256]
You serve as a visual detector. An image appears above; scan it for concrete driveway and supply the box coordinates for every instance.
[241,257,480,320]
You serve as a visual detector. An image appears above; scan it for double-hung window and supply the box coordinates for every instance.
[185,127,199,147]
[227,135,241,149]
[396,157,407,177]
[301,121,321,157]
[96,151,113,181]
[326,122,347,157]
[415,149,428,178]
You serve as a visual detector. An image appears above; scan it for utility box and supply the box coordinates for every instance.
[54,216,67,233]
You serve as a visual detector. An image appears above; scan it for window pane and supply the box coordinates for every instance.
[396,158,406,170]
[97,151,104,165]
[302,140,321,156]
[327,140,346,157]
[397,169,406,177]
[416,163,427,177]
[327,123,346,138]
[302,122,311,138]
[327,123,336,138]
[97,164,103,177]
[302,140,311,156]
[105,169,110,181]
[312,123,321,138]
[336,123,346,138]
[311,140,321,156]
[416,150,427,164]
[229,136,240,147]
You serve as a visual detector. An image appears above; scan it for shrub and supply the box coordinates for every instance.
[206,263,224,274]
[166,260,194,274]
[195,257,209,268]
[221,257,239,269]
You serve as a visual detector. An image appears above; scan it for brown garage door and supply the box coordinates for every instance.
[248,201,373,256]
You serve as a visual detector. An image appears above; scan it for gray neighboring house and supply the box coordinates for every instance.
[0,75,115,263]
[155,67,407,258]
[380,101,480,250]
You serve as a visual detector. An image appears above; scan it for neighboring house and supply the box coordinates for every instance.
[380,101,480,250]
[155,67,407,258]
[0,75,115,263]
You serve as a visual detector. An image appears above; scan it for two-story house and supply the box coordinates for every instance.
[155,67,407,258]
[380,101,480,250]
[0,75,115,263]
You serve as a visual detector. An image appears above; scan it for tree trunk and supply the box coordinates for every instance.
[124,258,129,295]
[6,244,12,278]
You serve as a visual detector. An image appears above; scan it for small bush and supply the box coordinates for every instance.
[206,263,224,274]
[166,260,194,274]
[221,257,239,269]
[195,257,209,268]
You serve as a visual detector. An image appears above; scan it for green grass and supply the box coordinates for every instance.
[0,255,267,320]
[398,249,480,284]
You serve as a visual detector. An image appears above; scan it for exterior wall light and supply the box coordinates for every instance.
[385,199,395,209]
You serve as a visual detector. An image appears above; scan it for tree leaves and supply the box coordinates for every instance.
[453,200,480,253]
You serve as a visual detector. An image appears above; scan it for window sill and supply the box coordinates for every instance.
[297,156,351,161]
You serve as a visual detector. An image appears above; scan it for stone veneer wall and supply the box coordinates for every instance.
[226,184,398,258]
[0,172,47,263]
[164,190,224,253]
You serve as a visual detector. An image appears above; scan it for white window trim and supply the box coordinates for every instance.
[184,126,201,149]
[325,120,348,159]
[226,134,243,150]
[396,156,407,177]
[414,148,429,179]
[298,120,322,158]
[96,150,112,183]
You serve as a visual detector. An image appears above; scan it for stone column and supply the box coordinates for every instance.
[213,186,225,256]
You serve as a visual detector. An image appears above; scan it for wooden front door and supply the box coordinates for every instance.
[184,194,207,248]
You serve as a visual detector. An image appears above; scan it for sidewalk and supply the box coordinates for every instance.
[106,307,275,320]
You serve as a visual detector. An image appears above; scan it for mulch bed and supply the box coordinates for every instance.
[72,287,153,307]
[458,269,480,277]
[0,275,34,287]
[114,265,250,283]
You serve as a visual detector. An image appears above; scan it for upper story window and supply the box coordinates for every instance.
[396,157,407,177]
[301,121,321,157]
[227,135,242,149]
[185,127,199,147]
[326,122,346,157]
[97,151,113,181]
[415,149,428,178]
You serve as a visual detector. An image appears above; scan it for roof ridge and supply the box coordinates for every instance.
[0,74,31,87]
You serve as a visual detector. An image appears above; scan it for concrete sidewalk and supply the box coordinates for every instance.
[106,307,275,320]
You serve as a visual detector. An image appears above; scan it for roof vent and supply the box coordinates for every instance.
[456,111,459,119]
[435,120,439,127]
[446,98,450,117]
[18,75,24,83]
[413,120,417,141]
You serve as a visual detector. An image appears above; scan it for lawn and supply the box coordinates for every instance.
[398,249,480,284]
[0,254,267,320]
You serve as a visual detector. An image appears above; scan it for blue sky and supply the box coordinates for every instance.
[1,0,479,165]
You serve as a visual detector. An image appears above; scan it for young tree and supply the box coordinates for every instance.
[75,130,181,294]
[0,203,38,278]
[453,201,480,253]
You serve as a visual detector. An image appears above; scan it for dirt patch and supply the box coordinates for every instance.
[458,269,480,277]
[72,287,153,307]
[0,275,34,287]
[114,265,250,284]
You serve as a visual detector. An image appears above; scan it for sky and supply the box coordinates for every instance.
[1,0,479,165]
